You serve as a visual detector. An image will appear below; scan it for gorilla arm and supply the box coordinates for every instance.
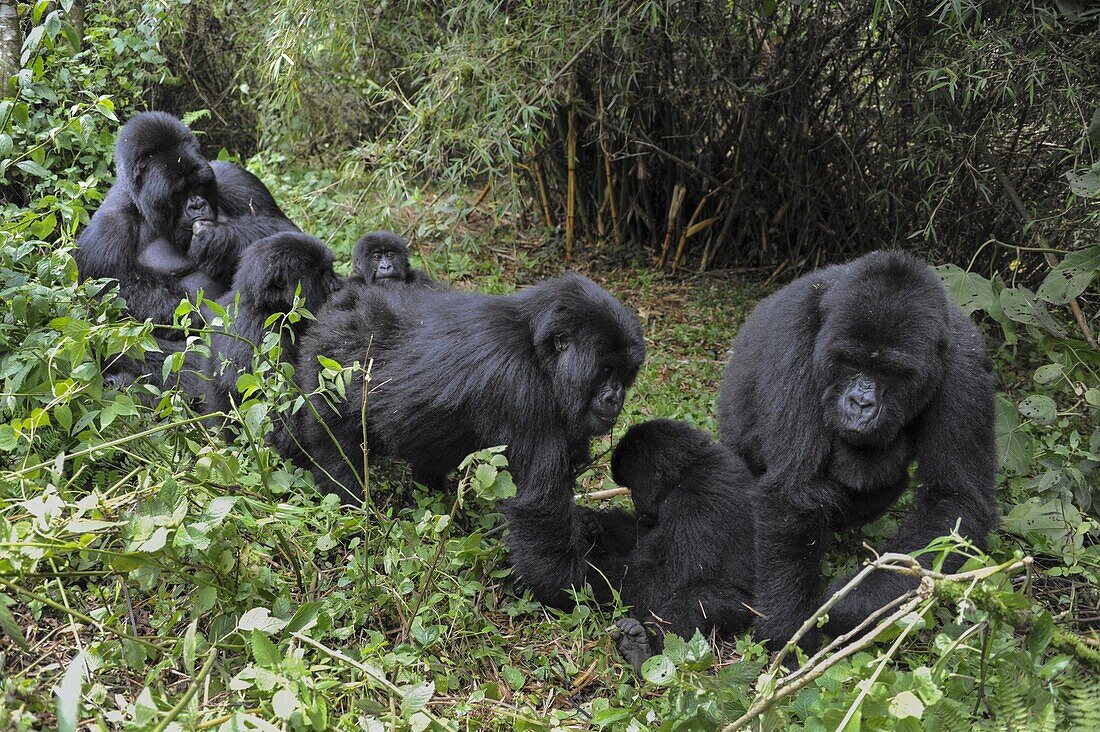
[500,441,592,609]
[74,191,191,327]
[825,319,998,635]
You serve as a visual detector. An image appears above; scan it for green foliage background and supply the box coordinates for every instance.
[0,1,1097,730]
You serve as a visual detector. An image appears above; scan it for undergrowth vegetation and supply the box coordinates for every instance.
[1,2,1098,731]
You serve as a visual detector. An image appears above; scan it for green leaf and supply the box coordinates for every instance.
[1085,388,1100,408]
[287,602,322,634]
[183,619,198,676]
[400,681,435,717]
[936,264,995,315]
[1018,395,1057,425]
[203,496,237,526]
[15,159,51,178]
[194,585,217,616]
[1028,611,1055,655]
[888,690,925,720]
[641,654,676,685]
[0,595,28,650]
[1036,246,1100,304]
[238,607,288,634]
[1000,287,1064,337]
[251,629,281,669]
[272,687,298,720]
[501,666,524,691]
[1032,364,1062,386]
[56,652,85,732]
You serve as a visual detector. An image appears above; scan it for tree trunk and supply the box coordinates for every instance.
[0,0,19,85]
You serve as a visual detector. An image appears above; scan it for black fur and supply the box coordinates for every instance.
[157,232,340,412]
[75,112,297,336]
[583,420,756,672]
[717,250,998,652]
[291,273,646,606]
[351,231,437,289]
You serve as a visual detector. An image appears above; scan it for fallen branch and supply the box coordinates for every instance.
[573,486,631,502]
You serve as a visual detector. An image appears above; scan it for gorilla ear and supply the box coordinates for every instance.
[554,333,570,353]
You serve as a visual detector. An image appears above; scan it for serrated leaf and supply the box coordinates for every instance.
[194,585,217,615]
[1037,246,1100,304]
[251,629,281,669]
[1028,611,1055,655]
[203,496,237,525]
[400,681,434,717]
[137,526,169,553]
[641,654,676,685]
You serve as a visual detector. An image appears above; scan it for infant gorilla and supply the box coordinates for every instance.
[583,419,756,672]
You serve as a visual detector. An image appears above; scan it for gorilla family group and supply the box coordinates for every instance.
[76,112,999,671]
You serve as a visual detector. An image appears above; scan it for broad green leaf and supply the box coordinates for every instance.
[501,666,524,691]
[1032,364,1062,386]
[400,681,435,717]
[888,690,925,720]
[1000,287,1064,337]
[936,264,995,315]
[1018,395,1057,425]
[238,607,288,634]
[287,602,322,634]
[251,629,281,669]
[272,688,298,720]
[641,654,676,685]
[1036,245,1100,304]
[1028,611,1055,655]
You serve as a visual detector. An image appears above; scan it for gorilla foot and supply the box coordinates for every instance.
[611,617,653,674]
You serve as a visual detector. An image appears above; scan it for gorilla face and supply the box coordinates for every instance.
[814,256,948,447]
[353,232,411,285]
[234,232,342,312]
[529,277,646,441]
[117,112,218,248]
[611,419,708,523]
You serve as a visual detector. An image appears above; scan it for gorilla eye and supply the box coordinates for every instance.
[372,253,382,260]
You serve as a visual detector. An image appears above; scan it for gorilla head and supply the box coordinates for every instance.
[610,418,706,527]
[813,251,948,447]
[352,231,413,285]
[522,275,646,440]
[231,232,342,313]
[115,112,217,248]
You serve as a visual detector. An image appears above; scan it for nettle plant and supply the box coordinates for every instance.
[938,245,1100,582]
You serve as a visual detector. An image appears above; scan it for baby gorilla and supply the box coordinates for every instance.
[351,231,436,288]
[158,232,341,413]
[583,419,756,672]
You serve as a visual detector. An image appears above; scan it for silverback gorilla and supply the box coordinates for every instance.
[75,112,297,335]
[582,419,756,672]
[351,231,436,289]
[718,250,998,651]
[292,274,646,606]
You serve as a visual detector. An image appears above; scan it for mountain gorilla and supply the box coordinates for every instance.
[292,274,646,605]
[718,250,998,652]
[582,419,756,672]
[75,112,297,335]
[153,232,341,413]
[350,231,436,288]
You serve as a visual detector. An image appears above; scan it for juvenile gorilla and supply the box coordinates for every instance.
[718,250,998,651]
[75,112,297,334]
[350,231,436,288]
[583,420,756,672]
[293,274,646,606]
[157,232,341,413]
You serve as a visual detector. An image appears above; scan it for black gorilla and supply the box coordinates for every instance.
[351,231,436,288]
[292,274,646,605]
[75,112,297,335]
[718,250,998,651]
[155,232,340,413]
[582,420,756,672]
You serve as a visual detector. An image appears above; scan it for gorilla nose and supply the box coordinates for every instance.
[841,389,879,430]
[594,388,624,421]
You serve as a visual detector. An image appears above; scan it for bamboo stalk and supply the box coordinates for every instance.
[566,105,577,261]
[657,184,686,267]
[532,157,553,229]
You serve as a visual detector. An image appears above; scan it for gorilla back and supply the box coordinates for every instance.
[718,250,997,651]
[294,273,646,606]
